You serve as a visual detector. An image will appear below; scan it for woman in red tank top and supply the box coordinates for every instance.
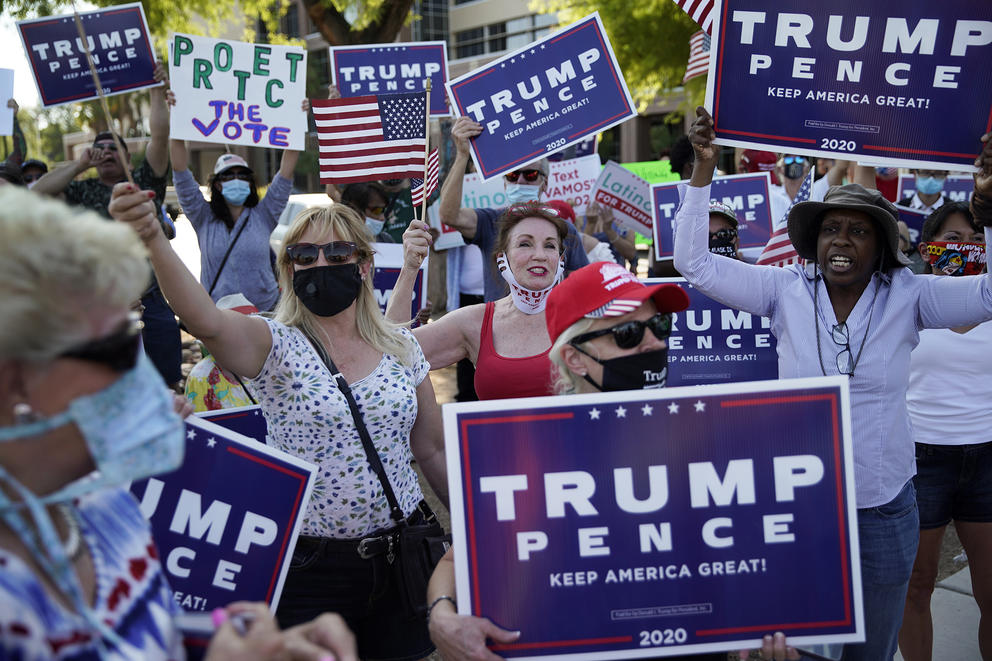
[409,202,573,400]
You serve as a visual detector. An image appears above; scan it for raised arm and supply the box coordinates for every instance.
[673,107,789,317]
[439,117,482,240]
[827,159,848,187]
[109,183,273,378]
[386,219,432,323]
[412,305,478,370]
[145,63,170,177]
[31,150,93,196]
[6,100,25,167]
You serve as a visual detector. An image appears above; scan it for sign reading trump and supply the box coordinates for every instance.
[705,0,992,171]
[169,33,308,150]
[446,13,635,180]
[131,416,315,614]
[444,377,863,659]
[17,3,159,107]
[331,42,449,116]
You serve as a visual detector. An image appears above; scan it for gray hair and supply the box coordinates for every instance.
[0,187,150,362]
[549,317,595,395]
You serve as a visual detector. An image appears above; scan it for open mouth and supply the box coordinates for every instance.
[828,254,853,272]
[528,266,549,276]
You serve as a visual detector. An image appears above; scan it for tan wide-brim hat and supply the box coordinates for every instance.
[787,183,910,267]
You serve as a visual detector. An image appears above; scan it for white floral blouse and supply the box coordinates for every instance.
[250,318,429,538]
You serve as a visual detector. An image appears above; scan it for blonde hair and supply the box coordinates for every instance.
[273,203,415,366]
[0,187,150,362]
[549,317,595,395]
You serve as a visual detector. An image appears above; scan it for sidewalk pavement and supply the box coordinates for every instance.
[894,567,981,661]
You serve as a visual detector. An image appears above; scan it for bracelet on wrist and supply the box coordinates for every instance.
[427,595,457,623]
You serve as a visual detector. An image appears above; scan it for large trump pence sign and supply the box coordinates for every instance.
[705,0,992,171]
[444,377,862,659]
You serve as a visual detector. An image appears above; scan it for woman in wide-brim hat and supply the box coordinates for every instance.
[673,107,992,661]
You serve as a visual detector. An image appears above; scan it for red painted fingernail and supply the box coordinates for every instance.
[211,608,227,628]
[146,191,155,198]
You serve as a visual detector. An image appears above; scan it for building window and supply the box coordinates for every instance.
[413,0,448,42]
[280,5,300,38]
[455,27,485,58]
[454,14,558,59]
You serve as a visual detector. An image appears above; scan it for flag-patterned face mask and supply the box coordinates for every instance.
[496,252,565,314]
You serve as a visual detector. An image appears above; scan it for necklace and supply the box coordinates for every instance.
[54,503,82,562]
[814,272,880,377]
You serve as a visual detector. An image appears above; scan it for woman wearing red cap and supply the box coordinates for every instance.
[425,263,800,661]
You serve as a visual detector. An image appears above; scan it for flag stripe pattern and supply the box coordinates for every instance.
[756,171,814,267]
[672,0,714,35]
[411,148,440,206]
[313,92,427,184]
[683,31,711,83]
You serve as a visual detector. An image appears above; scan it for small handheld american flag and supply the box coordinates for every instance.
[411,148,439,206]
[683,31,711,83]
[756,170,814,267]
[672,0,714,35]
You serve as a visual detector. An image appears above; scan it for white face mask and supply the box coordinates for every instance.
[365,217,385,236]
[505,183,542,205]
[496,252,564,314]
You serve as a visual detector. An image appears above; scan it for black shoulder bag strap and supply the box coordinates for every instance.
[207,214,252,297]
[301,328,406,525]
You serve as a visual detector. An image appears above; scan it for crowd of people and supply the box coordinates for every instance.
[0,53,990,661]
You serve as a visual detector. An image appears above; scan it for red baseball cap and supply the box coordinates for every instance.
[544,199,577,224]
[546,262,689,342]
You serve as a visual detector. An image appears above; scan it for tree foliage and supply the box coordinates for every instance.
[534,0,704,109]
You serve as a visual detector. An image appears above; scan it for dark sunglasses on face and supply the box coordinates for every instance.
[60,312,144,372]
[570,312,673,350]
[710,228,737,241]
[285,241,359,266]
[783,156,805,165]
[504,169,543,184]
[217,171,253,182]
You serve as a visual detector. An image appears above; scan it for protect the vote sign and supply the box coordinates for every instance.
[652,173,774,260]
[17,3,159,107]
[372,242,428,319]
[331,42,449,117]
[447,12,635,180]
[896,173,974,203]
[169,34,307,150]
[130,416,315,616]
[705,0,992,171]
[649,278,777,386]
[444,377,862,658]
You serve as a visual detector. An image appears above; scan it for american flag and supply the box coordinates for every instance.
[756,170,814,267]
[312,92,427,184]
[672,0,714,35]
[683,31,711,83]
[411,148,439,206]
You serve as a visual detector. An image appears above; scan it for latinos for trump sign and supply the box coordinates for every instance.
[653,173,774,260]
[594,161,654,237]
[444,377,862,659]
[896,173,974,203]
[169,34,307,150]
[131,416,315,615]
[649,278,778,386]
[372,242,429,319]
[705,0,992,171]
[331,42,449,117]
[17,3,158,107]
[447,13,635,180]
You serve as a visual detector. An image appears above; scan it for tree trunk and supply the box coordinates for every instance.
[302,0,415,46]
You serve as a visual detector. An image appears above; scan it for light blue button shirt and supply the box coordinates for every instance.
[674,184,992,508]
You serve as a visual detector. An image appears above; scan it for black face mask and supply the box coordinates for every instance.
[709,236,737,258]
[783,162,805,180]
[579,348,669,392]
[292,264,363,317]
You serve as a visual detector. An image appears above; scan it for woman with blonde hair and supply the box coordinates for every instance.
[109,184,447,661]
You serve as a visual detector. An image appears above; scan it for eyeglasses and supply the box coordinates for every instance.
[217,171,253,182]
[831,322,854,375]
[285,241,359,266]
[504,169,543,184]
[92,142,119,152]
[783,156,806,165]
[709,228,737,242]
[365,205,385,216]
[570,313,673,350]
[59,312,143,372]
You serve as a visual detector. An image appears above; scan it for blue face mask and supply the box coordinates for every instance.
[0,352,184,647]
[916,176,945,196]
[365,217,385,236]
[221,179,251,206]
[505,183,542,205]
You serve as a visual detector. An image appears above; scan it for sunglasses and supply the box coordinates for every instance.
[709,228,737,241]
[570,313,673,350]
[60,312,143,372]
[285,241,359,266]
[504,169,543,184]
[217,171,253,182]
[783,156,806,165]
[365,205,386,216]
[831,322,854,375]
